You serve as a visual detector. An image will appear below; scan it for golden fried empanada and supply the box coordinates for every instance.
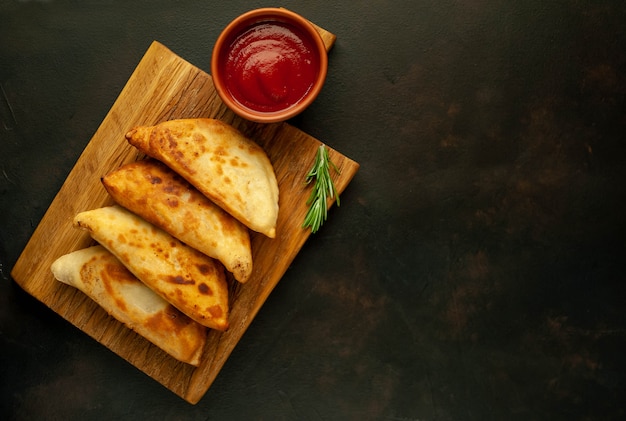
[125,118,279,238]
[73,205,230,331]
[51,245,207,365]
[103,159,252,283]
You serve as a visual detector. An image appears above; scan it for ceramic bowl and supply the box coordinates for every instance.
[211,8,328,123]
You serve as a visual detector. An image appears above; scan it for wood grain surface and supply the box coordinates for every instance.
[11,22,358,404]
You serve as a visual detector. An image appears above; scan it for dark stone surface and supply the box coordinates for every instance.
[1,1,625,420]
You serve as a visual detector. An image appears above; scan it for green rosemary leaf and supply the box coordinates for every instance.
[302,145,341,233]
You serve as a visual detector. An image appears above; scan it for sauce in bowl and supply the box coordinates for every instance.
[221,21,320,113]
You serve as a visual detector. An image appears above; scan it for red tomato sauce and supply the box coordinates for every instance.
[222,21,320,113]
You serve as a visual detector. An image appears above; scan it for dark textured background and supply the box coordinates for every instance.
[1,1,625,420]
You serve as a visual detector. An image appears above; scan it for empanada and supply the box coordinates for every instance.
[103,159,252,283]
[73,205,230,331]
[125,118,279,238]
[51,245,207,365]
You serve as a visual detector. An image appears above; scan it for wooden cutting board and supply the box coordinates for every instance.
[11,21,359,404]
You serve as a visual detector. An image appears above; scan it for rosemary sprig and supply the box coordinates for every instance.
[302,144,341,233]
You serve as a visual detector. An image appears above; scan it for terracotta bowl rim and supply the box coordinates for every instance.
[211,7,328,123]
